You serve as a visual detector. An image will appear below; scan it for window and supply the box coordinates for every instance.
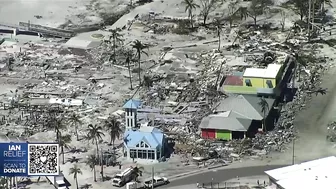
[130,149,137,158]
[137,150,147,159]
[130,119,133,127]
[266,80,273,88]
[130,110,133,116]
[148,150,155,159]
[137,141,150,148]
[126,110,129,116]
[245,79,252,87]
[127,119,129,127]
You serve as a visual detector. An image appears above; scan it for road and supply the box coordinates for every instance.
[165,165,283,187]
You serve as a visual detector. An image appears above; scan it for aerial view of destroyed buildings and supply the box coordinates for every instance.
[0,0,334,188]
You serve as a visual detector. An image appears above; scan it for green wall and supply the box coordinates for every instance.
[216,130,231,140]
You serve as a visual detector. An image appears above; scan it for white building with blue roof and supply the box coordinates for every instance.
[124,126,165,161]
[122,99,165,161]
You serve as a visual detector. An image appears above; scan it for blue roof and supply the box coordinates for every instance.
[124,127,164,149]
[123,99,142,109]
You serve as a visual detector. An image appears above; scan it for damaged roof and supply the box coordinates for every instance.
[199,112,252,131]
[215,95,275,120]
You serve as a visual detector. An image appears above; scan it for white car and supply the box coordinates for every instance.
[143,176,169,188]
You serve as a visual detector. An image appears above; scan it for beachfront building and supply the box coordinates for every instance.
[199,111,252,140]
[123,126,165,162]
[200,95,276,140]
[265,156,336,189]
[222,64,284,97]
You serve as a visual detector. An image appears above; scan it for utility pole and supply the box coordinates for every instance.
[308,0,312,41]
[101,148,104,181]
[292,138,295,165]
[151,166,154,189]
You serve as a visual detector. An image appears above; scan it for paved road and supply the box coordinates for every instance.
[166,165,283,187]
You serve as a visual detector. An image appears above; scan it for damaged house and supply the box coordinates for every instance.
[222,63,284,97]
[200,95,275,140]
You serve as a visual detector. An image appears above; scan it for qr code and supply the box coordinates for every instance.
[27,143,59,176]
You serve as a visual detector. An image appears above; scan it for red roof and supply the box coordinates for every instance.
[223,76,243,86]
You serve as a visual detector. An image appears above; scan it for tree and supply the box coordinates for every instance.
[225,2,239,28]
[59,134,72,164]
[126,50,134,90]
[289,0,309,21]
[69,164,82,189]
[237,6,248,20]
[131,40,148,85]
[86,154,98,182]
[247,0,264,27]
[199,0,218,25]
[104,116,122,146]
[68,113,82,141]
[182,0,200,28]
[51,118,66,141]
[86,124,105,160]
[108,28,123,64]
[258,97,269,131]
[143,75,153,89]
[213,19,223,51]
[131,166,144,182]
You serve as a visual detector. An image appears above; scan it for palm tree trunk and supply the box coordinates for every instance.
[190,12,193,28]
[113,37,116,64]
[138,51,141,85]
[75,177,79,189]
[127,58,133,89]
[75,124,79,141]
[95,139,100,161]
[62,146,65,164]
[93,166,97,182]
[217,32,221,51]
[109,133,113,145]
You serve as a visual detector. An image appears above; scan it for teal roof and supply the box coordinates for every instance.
[123,99,142,109]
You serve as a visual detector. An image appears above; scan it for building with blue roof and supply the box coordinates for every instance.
[123,99,142,129]
[124,126,165,161]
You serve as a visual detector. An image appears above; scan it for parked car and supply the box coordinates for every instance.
[143,176,169,188]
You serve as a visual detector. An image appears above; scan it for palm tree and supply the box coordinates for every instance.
[108,28,123,64]
[68,113,82,141]
[126,50,134,90]
[86,124,105,160]
[69,164,82,189]
[237,6,248,20]
[143,75,153,89]
[258,97,269,131]
[213,19,223,51]
[104,116,122,146]
[86,154,98,182]
[131,166,144,182]
[51,118,66,141]
[131,40,148,85]
[59,134,72,164]
[182,0,200,28]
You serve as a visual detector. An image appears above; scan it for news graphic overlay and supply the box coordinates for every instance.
[28,143,59,176]
[0,142,59,176]
[0,143,28,176]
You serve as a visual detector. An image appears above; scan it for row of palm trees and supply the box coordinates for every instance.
[107,27,149,88]
[50,113,123,165]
